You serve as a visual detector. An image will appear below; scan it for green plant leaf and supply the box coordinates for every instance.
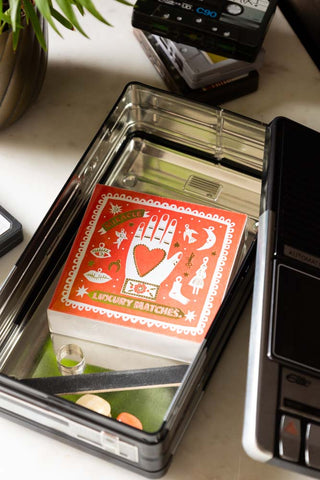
[72,0,84,15]
[8,0,20,32]
[51,7,74,30]
[114,0,133,5]
[74,0,112,26]
[33,0,62,36]
[12,24,20,48]
[23,0,47,50]
[0,10,12,29]
[2,0,132,49]
[55,0,88,36]
[0,4,13,26]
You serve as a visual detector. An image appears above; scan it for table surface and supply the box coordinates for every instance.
[0,2,319,479]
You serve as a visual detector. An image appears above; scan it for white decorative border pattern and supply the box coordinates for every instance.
[60,191,237,337]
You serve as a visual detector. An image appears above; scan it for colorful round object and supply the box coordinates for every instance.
[117,412,143,430]
[76,394,111,417]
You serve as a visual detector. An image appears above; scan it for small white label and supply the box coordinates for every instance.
[0,213,11,236]
[233,0,269,12]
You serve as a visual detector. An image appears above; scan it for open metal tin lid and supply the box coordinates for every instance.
[0,82,271,475]
[0,83,267,357]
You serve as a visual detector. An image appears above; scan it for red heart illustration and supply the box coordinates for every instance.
[134,245,166,277]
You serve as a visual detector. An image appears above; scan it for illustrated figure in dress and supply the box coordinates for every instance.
[188,257,209,295]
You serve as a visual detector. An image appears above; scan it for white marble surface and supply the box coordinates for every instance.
[0,2,319,479]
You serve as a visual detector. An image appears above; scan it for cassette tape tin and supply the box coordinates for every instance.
[0,83,266,477]
[1,84,319,480]
[155,35,265,89]
[132,0,277,62]
[134,29,260,105]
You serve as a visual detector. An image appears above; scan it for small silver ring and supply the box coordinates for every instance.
[56,344,85,376]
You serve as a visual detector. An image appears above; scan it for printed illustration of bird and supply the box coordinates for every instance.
[183,224,198,244]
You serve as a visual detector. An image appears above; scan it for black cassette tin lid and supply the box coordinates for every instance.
[260,118,320,372]
[242,114,320,479]
[262,117,320,260]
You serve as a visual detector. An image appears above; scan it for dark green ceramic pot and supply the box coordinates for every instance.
[0,16,48,129]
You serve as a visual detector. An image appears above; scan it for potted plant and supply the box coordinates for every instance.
[0,0,130,129]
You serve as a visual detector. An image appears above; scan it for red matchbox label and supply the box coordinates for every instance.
[49,185,247,349]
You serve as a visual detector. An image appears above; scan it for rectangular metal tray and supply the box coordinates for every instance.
[0,83,266,477]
